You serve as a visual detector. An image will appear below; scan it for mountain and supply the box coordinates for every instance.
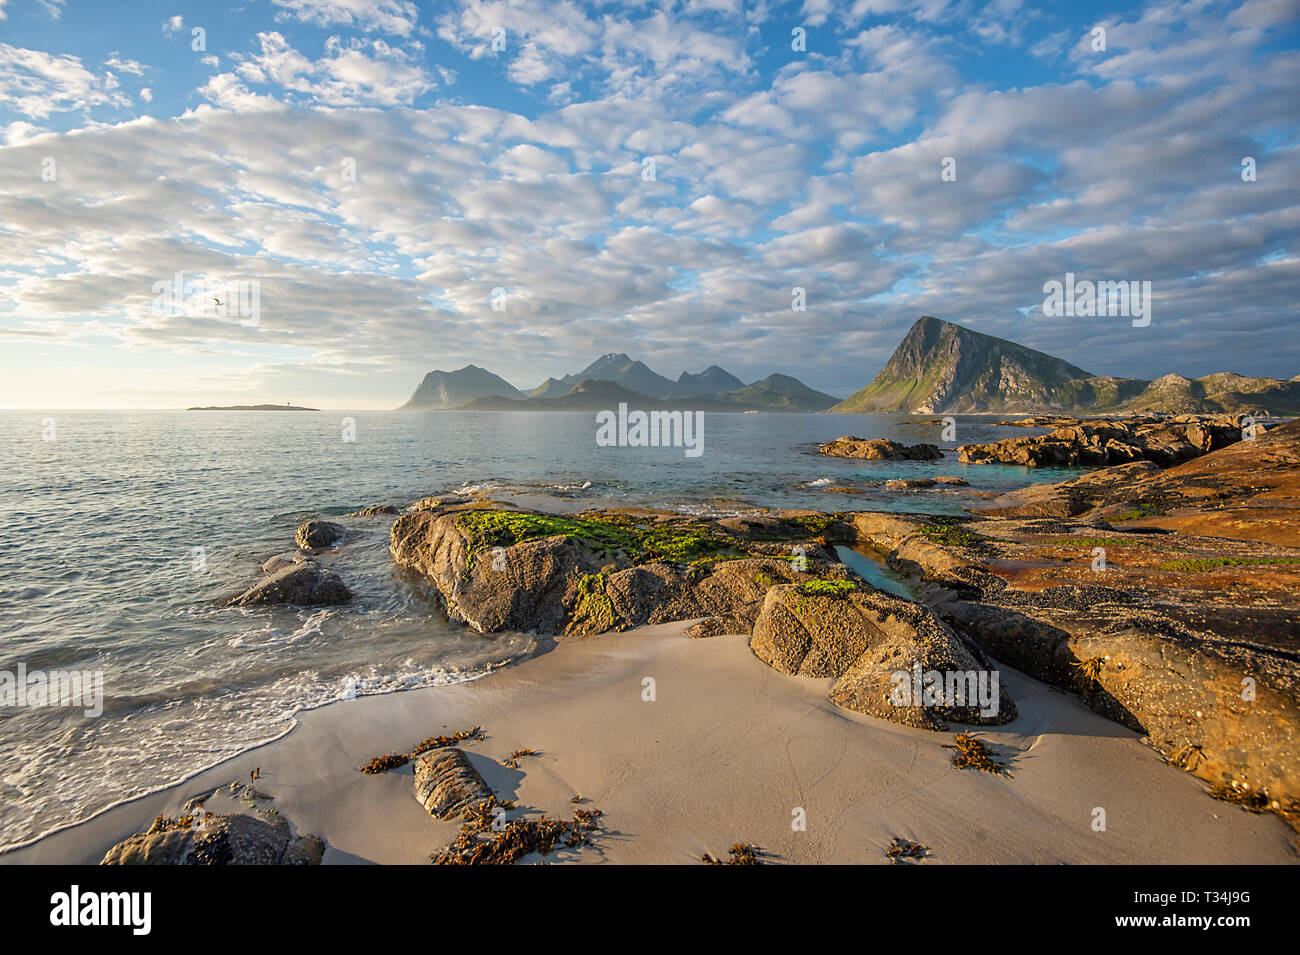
[832,316,1091,413]
[668,365,746,398]
[459,378,765,412]
[530,353,675,399]
[719,373,839,412]
[400,364,525,409]
[832,316,1300,414]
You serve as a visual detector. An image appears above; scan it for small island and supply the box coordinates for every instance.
[186,404,319,411]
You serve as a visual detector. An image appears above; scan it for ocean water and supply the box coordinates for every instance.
[0,409,1068,851]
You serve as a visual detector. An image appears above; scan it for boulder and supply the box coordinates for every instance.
[227,560,352,607]
[348,504,399,517]
[101,811,324,865]
[751,583,1016,730]
[295,519,346,552]
[413,748,493,819]
[820,437,943,460]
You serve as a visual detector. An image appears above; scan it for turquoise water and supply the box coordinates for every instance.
[0,410,1066,850]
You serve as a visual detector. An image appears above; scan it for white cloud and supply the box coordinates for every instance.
[0,43,131,119]
[223,32,437,107]
[271,0,420,36]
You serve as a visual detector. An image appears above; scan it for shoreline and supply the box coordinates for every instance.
[7,621,1294,865]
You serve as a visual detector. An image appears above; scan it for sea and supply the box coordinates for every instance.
[0,409,1069,851]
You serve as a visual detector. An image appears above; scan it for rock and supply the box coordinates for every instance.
[226,559,352,606]
[958,415,1249,468]
[389,506,845,637]
[819,437,943,460]
[884,476,970,490]
[750,583,1016,729]
[260,551,307,574]
[348,504,398,517]
[413,748,493,819]
[295,519,346,551]
[101,811,325,865]
[980,461,1161,518]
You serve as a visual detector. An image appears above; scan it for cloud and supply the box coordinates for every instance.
[271,0,421,36]
[221,31,438,106]
[0,44,131,119]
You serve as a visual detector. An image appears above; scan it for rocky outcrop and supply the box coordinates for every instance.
[348,504,399,517]
[958,415,1250,468]
[101,811,325,865]
[414,748,493,819]
[980,461,1161,518]
[295,519,346,551]
[389,505,845,637]
[844,475,1300,822]
[819,436,943,460]
[227,558,352,607]
[885,476,969,489]
[751,583,1016,730]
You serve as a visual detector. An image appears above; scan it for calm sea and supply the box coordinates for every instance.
[0,409,1066,850]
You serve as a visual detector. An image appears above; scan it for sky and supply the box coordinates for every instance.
[0,0,1296,409]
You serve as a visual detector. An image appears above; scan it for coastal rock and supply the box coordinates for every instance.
[413,748,493,819]
[295,519,346,552]
[750,583,1016,729]
[348,504,399,517]
[885,476,970,490]
[841,432,1300,821]
[226,559,352,607]
[980,461,1161,518]
[390,506,845,637]
[819,436,943,460]
[958,415,1248,468]
[101,812,325,865]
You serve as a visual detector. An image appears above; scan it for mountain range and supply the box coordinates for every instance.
[397,318,1299,415]
[399,354,840,411]
[830,316,1300,415]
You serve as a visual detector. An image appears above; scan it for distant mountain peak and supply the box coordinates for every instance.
[831,316,1300,415]
[399,364,524,410]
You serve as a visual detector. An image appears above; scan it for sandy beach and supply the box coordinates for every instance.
[8,621,1294,866]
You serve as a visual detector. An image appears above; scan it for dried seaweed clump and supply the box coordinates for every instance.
[504,747,539,769]
[360,726,486,773]
[1207,780,1286,814]
[943,732,1009,775]
[701,842,763,865]
[1070,655,1106,689]
[884,836,929,863]
[410,726,486,757]
[359,752,411,774]
[431,798,602,865]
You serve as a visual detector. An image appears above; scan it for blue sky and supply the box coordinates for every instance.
[0,0,1296,408]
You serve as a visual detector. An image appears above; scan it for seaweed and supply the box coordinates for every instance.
[1156,557,1300,572]
[1207,780,1284,813]
[797,578,857,599]
[455,508,748,568]
[943,732,1009,775]
[919,523,988,547]
[432,797,602,865]
[504,747,539,769]
[1070,655,1107,689]
[701,842,763,865]
[884,836,929,863]
[359,726,486,773]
